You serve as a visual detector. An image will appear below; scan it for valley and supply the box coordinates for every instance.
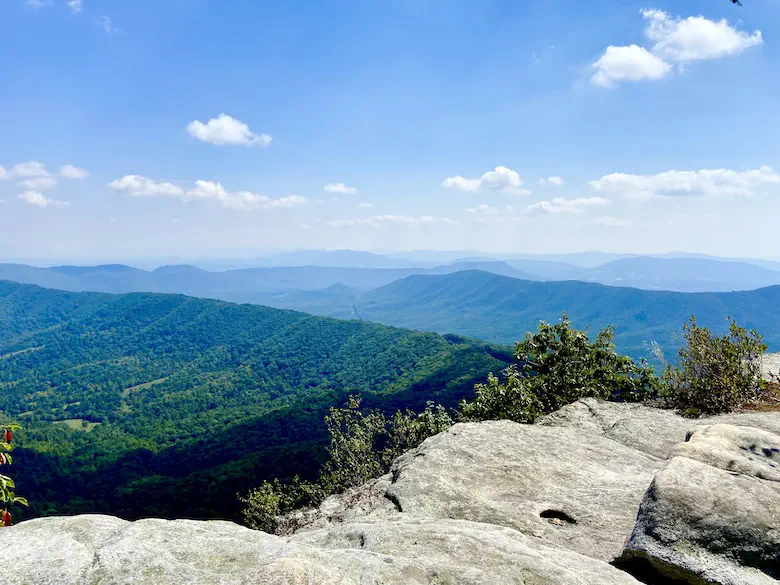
[0,281,511,521]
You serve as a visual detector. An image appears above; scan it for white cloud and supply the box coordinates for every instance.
[109,175,305,210]
[324,182,357,195]
[187,114,271,147]
[1,162,87,181]
[189,180,305,210]
[101,16,119,34]
[358,202,373,208]
[327,215,458,228]
[591,216,634,227]
[109,175,186,197]
[68,0,83,13]
[591,10,762,87]
[442,166,530,195]
[591,45,672,87]
[527,196,609,215]
[642,9,762,64]
[589,166,780,200]
[60,165,90,179]
[26,0,51,8]
[538,176,565,186]
[20,177,58,191]
[11,161,50,178]
[18,191,69,208]
[466,204,501,215]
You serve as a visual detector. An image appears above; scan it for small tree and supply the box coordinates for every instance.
[1,424,28,527]
[241,396,453,533]
[664,316,766,416]
[461,315,660,423]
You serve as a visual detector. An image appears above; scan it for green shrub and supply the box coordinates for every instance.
[461,315,660,423]
[240,476,322,534]
[1,423,28,527]
[664,316,767,416]
[241,396,452,533]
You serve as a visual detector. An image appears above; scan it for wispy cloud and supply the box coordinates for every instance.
[68,0,83,13]
[11,161,50,178]
[589,166,780,200]
[60,165,90,179]
[18,191,69,208]
[466,204,501,215]
[20,177,58,191]
[443,166,530,196]
[26,0,52,9]
[527,196,609,215]
[100,16,119,34]
[590,216,633,227]
[325,182,357,195]
[109,175,305,210]
[327,215,458,228]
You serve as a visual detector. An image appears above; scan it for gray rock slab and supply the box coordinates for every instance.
[619,425,780,585]
[381,420,660,561]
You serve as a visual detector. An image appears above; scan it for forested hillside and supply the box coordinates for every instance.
[354,271,780,359]
[0,281,511,521]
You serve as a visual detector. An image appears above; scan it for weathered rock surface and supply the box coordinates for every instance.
[618,423,780,585]
[539,397,780,458]
[763,352,780,381]
[3,514,642,585]
[382,420,660,561]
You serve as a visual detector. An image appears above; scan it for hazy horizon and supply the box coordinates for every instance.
[3,248,780,271]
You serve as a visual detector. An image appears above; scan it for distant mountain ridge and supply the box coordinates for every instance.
[583,257,780,292]
[0,260,533,299]
[4,251,780,296]
[352,270,780,359]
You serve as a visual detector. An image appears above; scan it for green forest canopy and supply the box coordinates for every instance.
[0,281,511,521]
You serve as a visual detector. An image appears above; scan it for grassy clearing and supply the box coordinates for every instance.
[53,419,101,432]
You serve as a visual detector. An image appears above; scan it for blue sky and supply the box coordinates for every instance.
[1,0,778,262]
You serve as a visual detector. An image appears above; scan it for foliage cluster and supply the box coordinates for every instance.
[0,424,28,527]
[461,315,659,424]
[242,397,452,533]
[663,316,767,416]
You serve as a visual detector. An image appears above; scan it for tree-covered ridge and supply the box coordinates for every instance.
[0,281,511,521]
[353,270,780,359]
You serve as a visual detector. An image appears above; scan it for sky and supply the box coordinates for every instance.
[1,0,779,262]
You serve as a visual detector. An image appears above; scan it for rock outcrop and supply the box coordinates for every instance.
[383,420,659,561]
[763,352,780,381]
[539,397,780,457]
[4,398,780,585]
[617,424,780,585]
[4,514,642,585]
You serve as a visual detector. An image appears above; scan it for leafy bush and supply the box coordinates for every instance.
[1,424,28,527]
[461,315,660,423]
[241,397,452,533]
[664,316,767,416]
[239,476,322,534]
